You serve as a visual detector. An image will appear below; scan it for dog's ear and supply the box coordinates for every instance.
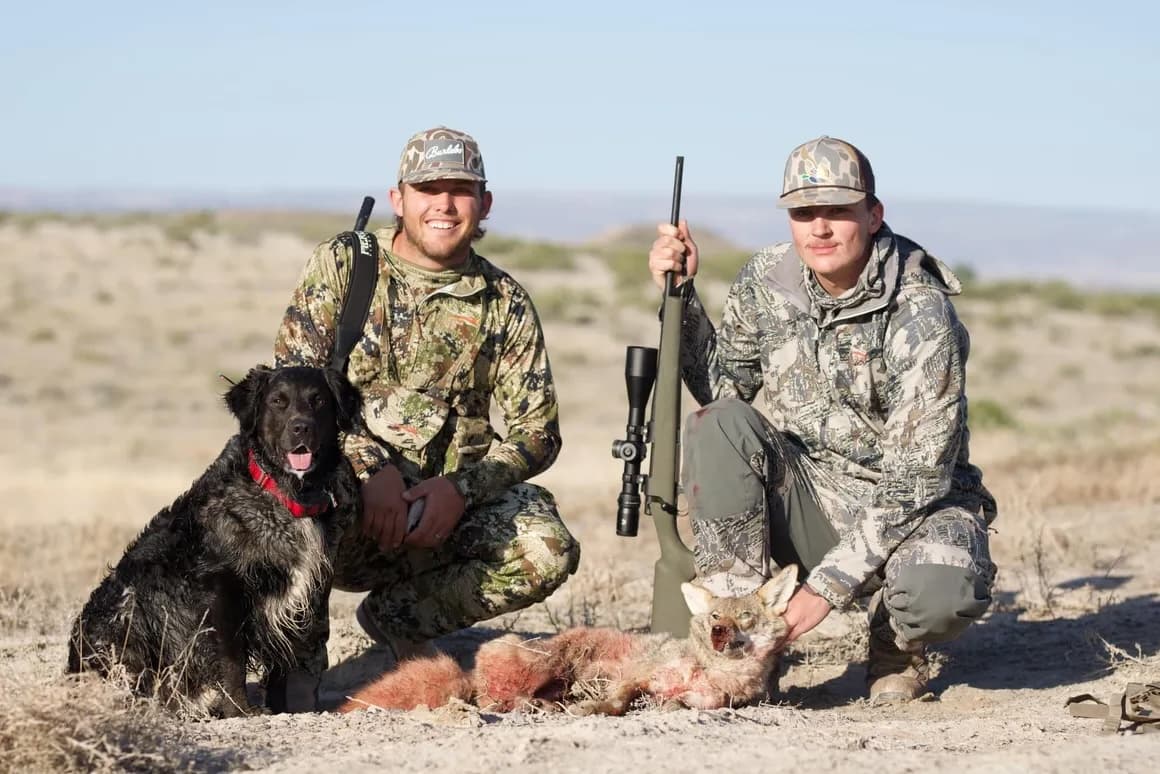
[224,365,273,433]
[324,368,362,433]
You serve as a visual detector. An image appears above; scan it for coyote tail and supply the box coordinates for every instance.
[337,653,472,713]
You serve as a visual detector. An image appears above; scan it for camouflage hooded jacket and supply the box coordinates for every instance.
[274,228,561,509]
[680,223,996,609]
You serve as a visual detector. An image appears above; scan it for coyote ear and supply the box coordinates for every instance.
[757,564,798,614]
[680,582,716,616]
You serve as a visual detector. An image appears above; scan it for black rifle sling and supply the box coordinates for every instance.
[329,230,380,373]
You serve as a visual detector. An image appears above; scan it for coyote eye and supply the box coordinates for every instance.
[710,611,721,621]
[737,611,754,628]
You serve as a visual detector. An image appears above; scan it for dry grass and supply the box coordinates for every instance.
[0,673,246,773]
[1086,632,1160,680]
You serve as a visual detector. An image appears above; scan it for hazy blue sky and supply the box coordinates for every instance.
[5,0,1157,210]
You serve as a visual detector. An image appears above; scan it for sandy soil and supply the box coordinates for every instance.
[1,217,1158,772]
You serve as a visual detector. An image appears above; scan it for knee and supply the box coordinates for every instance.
[513,516,580,601]
[884,563,993,644]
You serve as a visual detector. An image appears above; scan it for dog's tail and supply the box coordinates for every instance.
[337,653,472,713]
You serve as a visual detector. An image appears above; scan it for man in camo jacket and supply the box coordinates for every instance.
[647,136,997,702]
[270,126,579,710]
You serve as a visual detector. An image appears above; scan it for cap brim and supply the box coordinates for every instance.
[399,169,487,185]
[777,187,867,209]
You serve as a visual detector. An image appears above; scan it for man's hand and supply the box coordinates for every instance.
[402,477,466,549]
[782,584,833,643]
[647,220,699,290]
[360,465,409,551]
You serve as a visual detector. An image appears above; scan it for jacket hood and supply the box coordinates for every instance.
[765,222,962,326]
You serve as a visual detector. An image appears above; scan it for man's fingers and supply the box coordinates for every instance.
[372,505,403,551]
[371,508,391,549]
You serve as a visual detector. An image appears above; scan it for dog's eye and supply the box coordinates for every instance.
[310,394,327,408]
[269,395,288,408]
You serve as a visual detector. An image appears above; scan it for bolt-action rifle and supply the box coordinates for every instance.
[611,156,696,637]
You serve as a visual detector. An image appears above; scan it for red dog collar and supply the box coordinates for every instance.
[247,449,330,519]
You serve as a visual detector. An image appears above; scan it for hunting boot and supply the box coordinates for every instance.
[356,599,437,669]
[866,589,929,703]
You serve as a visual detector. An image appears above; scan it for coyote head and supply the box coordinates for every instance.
[681,565,798,659]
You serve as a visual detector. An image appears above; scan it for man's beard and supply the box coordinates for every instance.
[400,218,475,264]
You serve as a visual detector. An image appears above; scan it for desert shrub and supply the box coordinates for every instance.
[961,275,1160,321]
[1114,342,1160,359]
[532,288,607,324]
[479,235,576,271]
[161,211,218,247]
[980,347,1021,378]
[695,250,750,286]
[970,399,1017,429]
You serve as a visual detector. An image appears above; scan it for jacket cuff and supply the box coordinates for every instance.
[444,469,475,510]
[348,443,390,482]
[805,566,856,611]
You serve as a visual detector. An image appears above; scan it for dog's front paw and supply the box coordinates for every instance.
[213,697,265,720]
[265,670,320,714]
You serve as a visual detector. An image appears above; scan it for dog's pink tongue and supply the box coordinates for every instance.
[287,451,313,471]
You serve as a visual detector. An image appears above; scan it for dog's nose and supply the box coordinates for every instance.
[289,418,311,438]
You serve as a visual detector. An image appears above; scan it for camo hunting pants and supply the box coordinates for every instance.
[332,482,579,643]
[682,398,995,646]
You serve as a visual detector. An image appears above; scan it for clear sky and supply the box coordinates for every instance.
[4,0,1157,210]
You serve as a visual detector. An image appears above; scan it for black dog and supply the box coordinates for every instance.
[68,365,361,717]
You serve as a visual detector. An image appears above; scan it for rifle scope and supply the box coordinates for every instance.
[611,346,658,536]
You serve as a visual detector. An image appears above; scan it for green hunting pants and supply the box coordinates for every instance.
[682,398,994,646]
[332,482,580,643]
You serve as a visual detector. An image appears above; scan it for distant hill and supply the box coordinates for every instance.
[2,187,1157,288]
[585,223,745,258]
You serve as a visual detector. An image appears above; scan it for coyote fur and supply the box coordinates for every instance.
[339,564,798,716]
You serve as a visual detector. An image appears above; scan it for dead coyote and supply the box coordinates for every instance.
[339,564,797,716]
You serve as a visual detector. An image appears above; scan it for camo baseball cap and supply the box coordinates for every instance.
[777,136,875,209]
[397,126,487,186]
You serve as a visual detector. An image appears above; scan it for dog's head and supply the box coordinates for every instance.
[225,365,361,477]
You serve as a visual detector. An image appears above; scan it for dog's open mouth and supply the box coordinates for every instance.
[286,447,314,472]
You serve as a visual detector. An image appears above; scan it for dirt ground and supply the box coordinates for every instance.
[1,217,1158,772]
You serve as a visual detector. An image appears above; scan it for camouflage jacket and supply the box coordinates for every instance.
[274,228,561,509]
[680,223,996,609]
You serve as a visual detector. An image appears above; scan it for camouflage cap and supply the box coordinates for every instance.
[397,126,487,186]
[776,136,875,209]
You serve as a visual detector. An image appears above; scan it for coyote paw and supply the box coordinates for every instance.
[570,699,625,717]
[525,697,563,713]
